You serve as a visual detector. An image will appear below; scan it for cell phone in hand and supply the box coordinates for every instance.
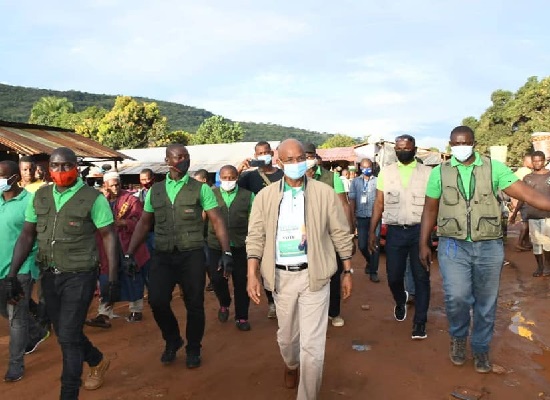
[249,159,266,167]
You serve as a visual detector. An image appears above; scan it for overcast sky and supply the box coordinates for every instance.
[1,0,549,150]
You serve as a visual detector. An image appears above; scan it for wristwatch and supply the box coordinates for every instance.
[224,251,233,257]
[342,269,354,275]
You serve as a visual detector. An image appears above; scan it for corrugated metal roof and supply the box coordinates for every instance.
[0,120,130,160]
[316,147,356,162]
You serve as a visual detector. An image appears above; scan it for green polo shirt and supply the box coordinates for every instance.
[314,167,345,194]
[425,152,518,199]
[144,173,218,213]
[220,186,255,210]
[377,160,418,190]
[1,190,39,279]
[25,178,114,228]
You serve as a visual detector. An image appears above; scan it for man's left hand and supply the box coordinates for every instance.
[341,274,352,300]
[4,276,25,305]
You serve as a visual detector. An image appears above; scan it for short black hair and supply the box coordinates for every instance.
[532,151,546,160]
[219,165,238,175]
[395,134,416,146]
[0,160,20,176]
[19,155,35,165]
[193,169,209,181]
[450,126,475,141]
[140,168,154,177]
[255,141,271,151]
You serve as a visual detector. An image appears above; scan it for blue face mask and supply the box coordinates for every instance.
[283,161,307,180]
[0,175,16,192]
[362,167,372,176]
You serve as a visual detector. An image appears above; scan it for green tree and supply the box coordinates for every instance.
[74,106,108,140]
[149,130,191,147]
[190,115,244,145]
[319,134,357,148]
[96,96,168,150]
[29,96,75,127]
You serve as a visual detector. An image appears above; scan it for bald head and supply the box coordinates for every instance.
[51,147,77,164]
[277,139,305,162]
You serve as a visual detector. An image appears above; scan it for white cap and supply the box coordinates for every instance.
[103,171,120,182]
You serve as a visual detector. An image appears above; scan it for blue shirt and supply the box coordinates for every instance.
[349,176,377,218]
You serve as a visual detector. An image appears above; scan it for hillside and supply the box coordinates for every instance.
[0,83,333,145]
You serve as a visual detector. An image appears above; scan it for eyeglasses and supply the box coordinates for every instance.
[279,155,306,164]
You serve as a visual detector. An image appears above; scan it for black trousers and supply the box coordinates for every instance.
[328,256,344,318]
[208,247,250,320]
[148,249,206,356]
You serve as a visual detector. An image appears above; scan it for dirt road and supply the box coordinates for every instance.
[2,238,550,399]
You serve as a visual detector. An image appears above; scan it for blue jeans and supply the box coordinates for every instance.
[438,237,504,354]
[356,217,380,274]
[42,270,103,400]
[385,225,431,324]
[0,274,45,373]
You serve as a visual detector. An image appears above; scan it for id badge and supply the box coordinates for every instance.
[360,194,367,204]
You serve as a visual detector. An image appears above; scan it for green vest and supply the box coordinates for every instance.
[150,179,204,252]
[34,184,100,272]
[317,168,334,188]
[207,188,251,250]
[438,156,502,241]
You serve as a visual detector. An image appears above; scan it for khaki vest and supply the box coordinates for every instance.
[150,178,204,252]
[207,188,251,250]
[382,162,431,225]
[438,156,502,241]
[317,168,335,188]
[34,184,100,272]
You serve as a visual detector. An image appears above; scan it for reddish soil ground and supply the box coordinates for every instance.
[2,227,550,400]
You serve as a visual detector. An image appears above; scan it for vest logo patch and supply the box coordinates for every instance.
[184,208,195,214]
[68,221,82,227]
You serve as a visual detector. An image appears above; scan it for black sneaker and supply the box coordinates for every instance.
[186,354,201,369]
[160,337,184,365]
[449,337,467,366]
[394,291,408,321]
[205,282,214,292]
[411,323,427,340]
[370,273,380,283]
[235,319,251,331]
[25,330,50,355]
[218,306,229,323]
[473,352,491,373]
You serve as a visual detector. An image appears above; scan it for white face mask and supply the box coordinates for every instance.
[220,180,237,192]
[451,145,473,162]
[257,154,272,165]
[306,158,317,169]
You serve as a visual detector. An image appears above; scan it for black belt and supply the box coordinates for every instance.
[276,263,308,272]
[390,224,419,229]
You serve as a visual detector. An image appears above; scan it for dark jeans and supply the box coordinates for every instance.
[148,249,205,356]
[385,225,431,324]
[208,247,250,320]
[42,270,103,400]
[328,256,344,318]
[356,217,380,274]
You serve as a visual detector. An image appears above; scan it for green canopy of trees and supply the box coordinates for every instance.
[190,115,244,145]
[462,76,550,166]
[319,134,359,148]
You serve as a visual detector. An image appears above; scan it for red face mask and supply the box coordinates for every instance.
[50,167,78,187]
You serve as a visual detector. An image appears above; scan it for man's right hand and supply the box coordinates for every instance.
[419,243,433,272]
[367,234,378,254]
[247,274,262,305]
[4,276,25,305]
[237,158,252,174]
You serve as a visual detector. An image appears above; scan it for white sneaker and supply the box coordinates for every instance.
[329,315,345,327]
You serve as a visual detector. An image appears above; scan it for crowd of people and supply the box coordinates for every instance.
[1,126,550,399]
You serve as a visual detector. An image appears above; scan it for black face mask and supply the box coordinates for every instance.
[173,159,190,175]
[395,150,416,164]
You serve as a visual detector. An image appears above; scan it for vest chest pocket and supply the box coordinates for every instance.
[474,192,496,206]
[411,193,425,206]
[442,186,460,206]
[385,191,400,205]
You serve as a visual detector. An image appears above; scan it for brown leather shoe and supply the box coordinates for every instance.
[284,366,298,389]
[83,358,110,390]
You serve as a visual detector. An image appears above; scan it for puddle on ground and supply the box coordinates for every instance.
[531,347,550,383]
[508,312,535,341]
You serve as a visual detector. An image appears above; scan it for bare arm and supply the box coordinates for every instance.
[8,222,37,277]
[419,197,440,271]
[504,181,550,211]
[127,211,154,255]
[98,224,118,281]
[206,207,231,252]
[368,190,384,253]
